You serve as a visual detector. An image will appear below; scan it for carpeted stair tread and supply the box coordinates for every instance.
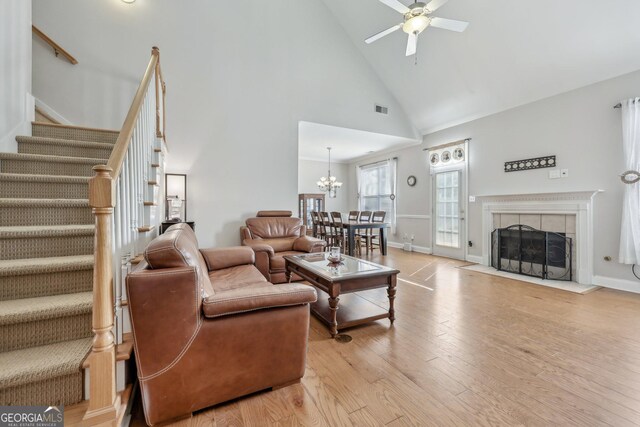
[0,255,93,277]
[0,224,94,239]
[0,292,92,326]
[16,135,115,148]
[0,198,89,208]
[0,338,91,388]
[32,122,119,144]
[0,152,106,165]
[0,174,90,199]
[0,173,90,184]
[31,122,119,135]
[16,136,113,159]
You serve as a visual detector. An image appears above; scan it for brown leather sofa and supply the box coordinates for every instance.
[126,223,317,425]
[240,210,326,283]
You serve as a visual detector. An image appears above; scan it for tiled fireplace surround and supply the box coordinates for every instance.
[492,213,577,280]
[480,191,602,285]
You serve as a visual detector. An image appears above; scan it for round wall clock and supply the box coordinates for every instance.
[407,175,417,187]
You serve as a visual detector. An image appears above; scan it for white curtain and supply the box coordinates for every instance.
[356,165,362,210]
[619,98,640,264]
[390,157,398,235]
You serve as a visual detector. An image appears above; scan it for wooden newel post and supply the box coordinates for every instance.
[83,165,120,426]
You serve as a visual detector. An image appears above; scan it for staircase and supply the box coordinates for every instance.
[0,121,118,406]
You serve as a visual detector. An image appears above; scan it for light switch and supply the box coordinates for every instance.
[561,169,569,178]
[549,170,561,179]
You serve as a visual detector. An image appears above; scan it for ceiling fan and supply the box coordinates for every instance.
[365,0,469,56]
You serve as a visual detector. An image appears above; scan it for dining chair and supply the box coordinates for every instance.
[369,211,387,253]
[310,211,321,238]
[358,211,372,254]
[330,212,346,251]
[348,211,360,222]
[359,211,372,222]
[319,212,336,247]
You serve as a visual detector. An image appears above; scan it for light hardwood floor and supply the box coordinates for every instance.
[127,248,640,426]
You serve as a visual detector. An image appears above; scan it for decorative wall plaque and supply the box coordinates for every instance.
[505,155,556,172]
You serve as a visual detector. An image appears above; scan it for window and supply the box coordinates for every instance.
[435,170,460,248]
[358,160,396,231]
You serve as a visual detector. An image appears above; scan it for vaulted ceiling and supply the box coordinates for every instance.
[322,0,640,133]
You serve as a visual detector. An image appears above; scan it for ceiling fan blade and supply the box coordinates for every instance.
[429,17,469,32]
[365,23,403,44]
[425,0,449,13]
[405,32,417,56]
[378,0,410,14]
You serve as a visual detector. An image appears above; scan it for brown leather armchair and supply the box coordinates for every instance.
[240,211,326,283]
[126,223,317,425]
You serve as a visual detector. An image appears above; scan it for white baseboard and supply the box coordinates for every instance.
[466,255,484,264]
[388,241,432,254]
[34,97,72,125]
[592,275,640,294]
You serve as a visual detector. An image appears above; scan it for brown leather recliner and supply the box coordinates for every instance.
[126,223,317,425]
[240,210,326,283]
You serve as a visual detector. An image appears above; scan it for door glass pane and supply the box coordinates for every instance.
[435,170,460,248]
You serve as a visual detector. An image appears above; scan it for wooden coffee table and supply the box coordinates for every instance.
[284,253,399,337]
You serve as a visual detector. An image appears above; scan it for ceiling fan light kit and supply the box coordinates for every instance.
[403,15,430,34]
[365,0,469,58]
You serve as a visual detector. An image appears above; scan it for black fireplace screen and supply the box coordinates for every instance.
[491,224,573,281]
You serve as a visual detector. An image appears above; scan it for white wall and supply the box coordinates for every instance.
[298,159,350,214]
[1,0,32,152]
[32,0,417,247]
[348,144,430,250]
[423,69,640,289]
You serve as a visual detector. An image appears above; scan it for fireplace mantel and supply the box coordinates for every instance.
[479,190,603,285]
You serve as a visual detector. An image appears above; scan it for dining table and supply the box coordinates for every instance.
[341,221,390,256]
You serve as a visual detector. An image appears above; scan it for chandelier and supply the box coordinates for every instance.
[317,147,342,198]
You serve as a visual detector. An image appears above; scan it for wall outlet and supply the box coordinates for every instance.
[469,195,476,203]
[560,169,569,178]
[410,234,415,241]
[549,169,561,179]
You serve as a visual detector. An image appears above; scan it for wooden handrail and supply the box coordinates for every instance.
[32,25,78,65]
[107,47,160,179]
[84,46,166,426]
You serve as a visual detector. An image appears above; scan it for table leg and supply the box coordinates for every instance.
[347,228,355,257]
[388,275,396,324]
[285,268,292,283]
[380,226,388,256]
[328,295,339,337]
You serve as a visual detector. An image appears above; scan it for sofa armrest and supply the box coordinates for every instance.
[242,239,275,280]
[293,236,326,253]
[126,267,202,378]
[203,283,317,318]
[200,246,255,271]
[242,239,275,257]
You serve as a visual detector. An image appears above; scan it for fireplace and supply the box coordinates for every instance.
[491,224,573,281]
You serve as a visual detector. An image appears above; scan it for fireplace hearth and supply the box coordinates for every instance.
[491,224,573,281]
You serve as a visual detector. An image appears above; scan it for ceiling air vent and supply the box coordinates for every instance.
[375,104,388,115]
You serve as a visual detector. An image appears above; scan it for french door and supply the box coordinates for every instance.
[432,169,466,260]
